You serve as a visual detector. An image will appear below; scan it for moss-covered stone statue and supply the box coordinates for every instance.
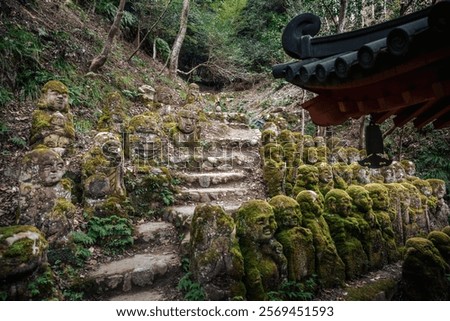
[30,80,75,156]
[383,183,407,245]
[364,183,399,264]
[346,147,360,164]
[296,190,345,288]
[332,162,352,190]
[97,91,128,134]
[282,142,301,196]
[316,162,334,196]
[399,237,449,300]
[401,159,418,182]
[346,185,385,270]
[171,107,201,147]
[323,189,369,279]
[0,225,60,300]
[401,182,427,239]
[369,168,384,184]
[381,164,396,183]
[18,147,74,245]
[428,230,450,265]
[127,113,165,168]
[349,163,371,185]
[235,200,287,300]
[412,179,434,234]
[189,204,246,300]
[292,164,321,198]
[314,136,330,163]
[391,161,406,183]
[427,179,450,230]
[269,195,315,282]
[262,143,286,197]
[82,132,127,216]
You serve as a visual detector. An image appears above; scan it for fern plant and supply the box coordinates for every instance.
[87,215,134,254]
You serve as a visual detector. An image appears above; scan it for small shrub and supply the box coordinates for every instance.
[87,215,134,254]
[177,272,206,301]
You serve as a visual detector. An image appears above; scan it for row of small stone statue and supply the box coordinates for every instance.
[189,182,450,300]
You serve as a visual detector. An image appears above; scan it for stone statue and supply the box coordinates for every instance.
[427,179,450,231]
[235,200,287,300]
[97,91,128,134]
[292,164,321,198]
[401,182,428,239]
[262,143,286,197]
[316,162,334,196]
[323,189,369,279]
[346,147,361,164]
[269,195,315,282]
[332,162,352,190]
[82,132,126,215]
[364,183,399,264]
[381,164,396,183]
[30,80,75,156]
[18,147,74,245]
[127,113,164,168]
[295,190,345,288]
[401,159,418,182]
[0,225,60,300]
[399,236,449,300]
[172,107,200,146]
[189,204,245,300]
[346,185,385,270]
[350,163,371,185]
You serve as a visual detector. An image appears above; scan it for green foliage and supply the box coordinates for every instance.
[87,215,134,254]
[27,267,57,299]
[177,272,206,301]
[267,276,317,301]
[0,291,7,301]
[8,136,27,148]
[0,87,13,107]
[74,119,94,134]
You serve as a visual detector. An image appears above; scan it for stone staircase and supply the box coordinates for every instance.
[165,119,265,226]
[86,115,266,301]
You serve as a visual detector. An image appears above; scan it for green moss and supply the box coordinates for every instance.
[427,231,450,264]
[442,226,450,237]
[41,80,68,95]
[345,278,398,300]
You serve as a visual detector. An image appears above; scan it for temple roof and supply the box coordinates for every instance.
[273,0,450,129]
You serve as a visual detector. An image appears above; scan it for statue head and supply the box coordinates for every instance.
[39,80,69,112]
[381,164,396,183]
[347,184,373,212]
[306,147,318,164]
[314,136,325,147]
[391,161,406,182]
[236,200,277,243]
[264,143,284,163]
[401,160,416,177]
[350,163,370,185]
[316,162,333,183]
[269,195,302,229]
[21,147,65,187]
[346,147,360,164]
[427,179,446,199]
[325,189,353,217]
[303,135,314,147]
[296,190,324,219]
[296,164,319,187]
[177,108,198,134]
[365,183,389,210]
[412,179,433,197]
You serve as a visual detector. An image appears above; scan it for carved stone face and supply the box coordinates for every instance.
[367,185,389,210]
[352,189,373,212]
[38,153,65,186]
[317,163,333,183]
[297,165,319,187]
[307,148,318,164]
[102,139,123,164]
[252,211,277,242]
[403,161,416,176]
[382,165,395,183]
[178,112,197,134]
[355,166,370,184]
[44,89,69,111]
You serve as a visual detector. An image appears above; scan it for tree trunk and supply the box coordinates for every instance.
[89,0,126,73]
[358,116,366,150]
[337,0,348,33]
[169,0,190,76]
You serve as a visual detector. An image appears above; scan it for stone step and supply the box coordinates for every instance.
[135,221,178,245]
[176,186,257,204]
[174,171,247,188]
[164,202,243,222]
[87,252,180,295]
